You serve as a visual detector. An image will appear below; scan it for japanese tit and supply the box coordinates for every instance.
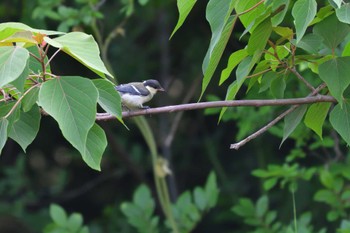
[115,79,165,109]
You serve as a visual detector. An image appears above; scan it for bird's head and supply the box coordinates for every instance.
[143,79,165,94]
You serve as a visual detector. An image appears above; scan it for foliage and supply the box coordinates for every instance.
[0,22,123,171]
[121,172,219,233]
[44,204,89,233]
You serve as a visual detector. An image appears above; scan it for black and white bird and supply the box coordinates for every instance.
[115,79,165,109]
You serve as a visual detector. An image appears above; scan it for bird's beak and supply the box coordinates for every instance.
[158,87,165,92]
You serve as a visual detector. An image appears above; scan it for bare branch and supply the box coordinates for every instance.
[95,95,336,121]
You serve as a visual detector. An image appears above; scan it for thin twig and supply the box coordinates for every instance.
[237,0,265,16]
[95,94,335,120]
[288,67,316,92]
[46,48,61,69]
[230,83,327,149]
[3,84,41,119]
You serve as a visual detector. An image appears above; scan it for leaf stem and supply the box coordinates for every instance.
[237,0,265,16]
[3,84,40,119]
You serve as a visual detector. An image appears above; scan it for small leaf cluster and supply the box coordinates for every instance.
[0,23,123,170]
[121,172,219,233]
[44,204,89,233]
[232,196,327,233]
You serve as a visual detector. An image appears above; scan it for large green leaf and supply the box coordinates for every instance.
[200,0,236,99]
[38,76,100,169]
[330,101,350,146]
[0,118,9,154]
[170,0,197,39]
[304,102,331,139]
[0,46,29,88]
[336,3,350,24]
[281,105,308,146]
[44,32,113,78]
[247,17,272,55]
[292,0,317,43]
[219,48,248,85]
[318,57,350,106]
[296,33,323,54]
[313,14,350,49]
[0,22,63,41]
[200,15,237,99]
[9,105,41,152]
[83,124,107,171]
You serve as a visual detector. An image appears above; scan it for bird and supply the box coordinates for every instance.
[115,79,165,109]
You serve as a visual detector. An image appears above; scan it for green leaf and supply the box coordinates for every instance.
[318,57,350,106]
[204,171,219,208]
[313,14,350,49]
[0,22,64,38]
[201,0,236,99]
[292,0,317,43]
[0,118,9,154]
[45,32,113,78]
[271,0,290,26]
[280,105,308,146]
[8,105,41,152]
[296,33,323,54]
[256,195,268,218]
[336,3,350,24]
[304,102,331,139]
[236,0,267,28]
[330,101,350,146]
[38,76,99,169]
[92,79,123,123]
[50,204,68,226]
[67,213,83,232]
[264,178,278,190]
[219,48,248,85]
[170,0,197,39]
[83,124,107,171]
[247,18,272,55]
[331,0,342,8]
[270,75,286,99]
[0,46,29,88]
[11,60,29,93]
[22,86,39,112]
[194,187,207,211]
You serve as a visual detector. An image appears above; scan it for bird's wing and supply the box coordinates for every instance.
[115,83,150,96]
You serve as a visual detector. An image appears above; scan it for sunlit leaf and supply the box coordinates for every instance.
[219,48,248,85]
[170,0,197,39]
[304,102,331,139]
[292,0,317,43]
[45,32,113,78]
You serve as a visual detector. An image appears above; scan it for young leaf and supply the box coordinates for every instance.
[247,18,272,55]
[0,118,9,154]
[313,14,350,49]
[330,101,350,146]
[67,213,83,232]
[304,102,331,139]
[50,204,68,226]
[292,0,317,43]
[8,105,41,152]
[44,32,113,78]
[0,46,29,88]
[92,79,123,123]
[201,0,236,99]
[38,76,99,169]
[336,3,350,24]
[219,48,248,85]
[318,57,350,106]
[83,123,107,171]
[170,0,197,39]
[280,105,308,146]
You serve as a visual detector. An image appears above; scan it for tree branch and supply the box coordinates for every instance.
[96,95,336,121]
